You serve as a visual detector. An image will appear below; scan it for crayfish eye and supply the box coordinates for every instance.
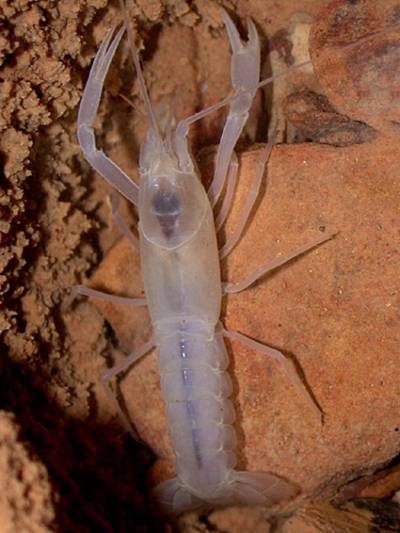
[151,189,181,239]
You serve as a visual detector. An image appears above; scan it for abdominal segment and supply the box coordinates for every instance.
[158,330,237,492]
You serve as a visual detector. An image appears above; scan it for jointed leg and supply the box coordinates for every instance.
[223,232,335,293]
[214,154,239,231]
[109,192,139,249]
[77,25,139,206]
[219,140,274,259]
[208,9,260,207]
[64,285,146,310]
[102,338,155,438]
[174,9,260,181]
[222,327,321,419]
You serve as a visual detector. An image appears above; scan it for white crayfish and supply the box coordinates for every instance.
[71,3,331,514]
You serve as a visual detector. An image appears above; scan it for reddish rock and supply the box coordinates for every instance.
[310,0,400,135]
[90,238,150,353]
[281,499,400,532]
[337,464,400,501]
[283,89,376,145]
[90,137,400,507]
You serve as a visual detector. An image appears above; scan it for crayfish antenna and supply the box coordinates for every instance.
[119,0,162,141]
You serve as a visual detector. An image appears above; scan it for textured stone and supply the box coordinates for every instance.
[90,136,400,505]
[310,0,400,135]
[283,90,376,146]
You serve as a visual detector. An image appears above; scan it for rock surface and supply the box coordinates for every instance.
[1,0,399,530]
[310,0,400,135]
[92,138,400,507]
[283,90,377,146]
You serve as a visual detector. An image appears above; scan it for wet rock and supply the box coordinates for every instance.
[310,0,400,135]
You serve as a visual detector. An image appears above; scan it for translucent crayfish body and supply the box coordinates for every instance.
[74,1,330,514]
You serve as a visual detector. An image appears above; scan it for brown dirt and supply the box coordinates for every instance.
[0,0,398,532]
